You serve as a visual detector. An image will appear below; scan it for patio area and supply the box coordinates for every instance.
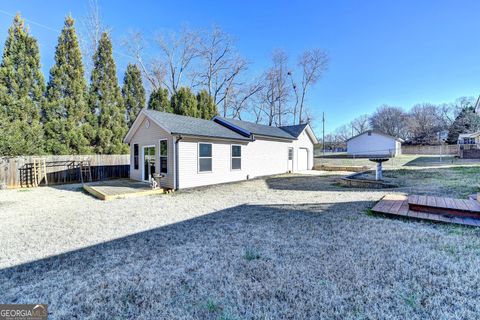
[83,179,165,200]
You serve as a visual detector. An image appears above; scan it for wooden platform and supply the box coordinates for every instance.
[371,194,480,227]
[83,179,165,200]
[408,195,480,218]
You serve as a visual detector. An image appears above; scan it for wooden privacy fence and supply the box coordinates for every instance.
[401,144,458,155]
[0,154,130,189]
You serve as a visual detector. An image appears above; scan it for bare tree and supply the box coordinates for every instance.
[350,114,370,134]
[193,26,248,113]
[230,78,264,119]
[370,105,408,139]
[258,50,291,126]
[295,49,329,124]
[407,103,444,144]
[272,50,290,126]
[81,0,109,76]
[122,30,166,92]
[334,124,351,142]
[156,27,201,96]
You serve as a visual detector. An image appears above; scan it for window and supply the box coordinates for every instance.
[160,140,168,174]
[288,148,293,160]
[231,145,241,170]
[198,143,212,172]
[133,144,139,169]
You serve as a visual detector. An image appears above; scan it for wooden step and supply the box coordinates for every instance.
[408,195,480,218]
[371,194,480,227]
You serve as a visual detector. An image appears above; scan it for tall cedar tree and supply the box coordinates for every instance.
[88,32,128,154]
[0,14,45,156]
[44,16,91,154]
[148,87,172,112]
[122,64,145,127]
[171,87,198,117]
[196,90,218,119]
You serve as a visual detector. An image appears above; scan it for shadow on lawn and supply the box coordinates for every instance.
[0,200,375,319]
[402,155,458,167]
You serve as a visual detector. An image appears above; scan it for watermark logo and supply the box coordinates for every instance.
[0,304,47,320]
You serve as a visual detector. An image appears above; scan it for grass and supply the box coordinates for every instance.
[1,168,480,319]
[384,166,480,198]
[243,248,261,261]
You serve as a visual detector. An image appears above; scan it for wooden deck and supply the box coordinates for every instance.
[408,195,480,217]
[371,194,480,227]
[83,179,165,200]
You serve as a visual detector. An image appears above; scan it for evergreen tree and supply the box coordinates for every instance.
[122,64,145,127]
[0,14,45,156]
[196,90,217,119]
[171,87,198,117]
[44,16,91,155]
[447,106,480,143]
[148,87,172,112]
[88,32,128,154]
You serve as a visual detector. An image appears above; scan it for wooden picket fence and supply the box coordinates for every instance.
[0,154,130,189]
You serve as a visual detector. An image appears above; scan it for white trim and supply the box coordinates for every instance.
[230,144,242,171]
[287,147,294,172]
[159,139,168,174]
[124,109,172,143]
[197,142,213,173]
[304,125,319,144]
[142,144,156,182]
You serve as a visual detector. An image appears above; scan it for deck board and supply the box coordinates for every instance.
[372,194,480,227]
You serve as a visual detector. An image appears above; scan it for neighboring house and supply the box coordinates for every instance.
[346,130,403,156]
[124,110,318,189]
[457,132,480,146]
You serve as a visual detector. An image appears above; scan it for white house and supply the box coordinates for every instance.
[458,132,480,146]
[346,130,403,157]
[123,109,318,189]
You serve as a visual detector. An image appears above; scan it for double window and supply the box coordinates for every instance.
[199,143,212,172]
[231,145,241,170]
[159,140,168,174]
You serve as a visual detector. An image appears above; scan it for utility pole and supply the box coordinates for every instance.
[322,112,325,156]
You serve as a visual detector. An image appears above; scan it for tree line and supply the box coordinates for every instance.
[327,97,480,147]
[0,9,328,156]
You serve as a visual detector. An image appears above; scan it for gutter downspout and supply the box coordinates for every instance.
[174,135,183,190]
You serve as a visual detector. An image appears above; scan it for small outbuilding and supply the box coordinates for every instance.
[123,110,318,189]
[346,130,403,157]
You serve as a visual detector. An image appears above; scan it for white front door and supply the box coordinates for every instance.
[298,148,308,171]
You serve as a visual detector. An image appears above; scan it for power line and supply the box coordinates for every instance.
[0,9,59,33]
[0,8,136,62]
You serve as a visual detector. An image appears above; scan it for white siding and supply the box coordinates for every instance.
[129,118,175,189]
[347,132,401,156]
[127,115,317,189]
[290,129,314,171]
[177,128,315,189]
[177,138,249,189]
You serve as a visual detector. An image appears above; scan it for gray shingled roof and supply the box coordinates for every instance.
[144,110,252,141]
[279,124,308,138]
[214,117,296,140]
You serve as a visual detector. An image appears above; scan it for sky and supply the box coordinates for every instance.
[0,0,479,136]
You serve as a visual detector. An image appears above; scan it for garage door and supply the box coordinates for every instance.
[298,148,308,171]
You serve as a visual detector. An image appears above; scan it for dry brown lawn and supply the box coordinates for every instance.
[1,167,480,319]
